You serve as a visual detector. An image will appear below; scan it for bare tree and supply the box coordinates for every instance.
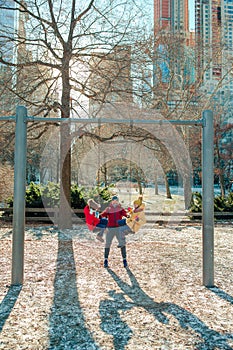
[0,0,151,228]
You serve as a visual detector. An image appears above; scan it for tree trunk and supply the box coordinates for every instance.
[165,175,172,199]
[103,164,108,186]
[138,180,143,195]
[135,169,143,195]
[154,173,158,195]
[215,138,225,197]
[183,174,192,209]
[59,55,72,229]
[219,173,225,197]
[59,123,72,229]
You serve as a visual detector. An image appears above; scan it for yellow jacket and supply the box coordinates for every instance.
[126,203,146,233]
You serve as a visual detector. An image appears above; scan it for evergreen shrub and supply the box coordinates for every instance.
[189,191,233,220]
[4,182,114,218]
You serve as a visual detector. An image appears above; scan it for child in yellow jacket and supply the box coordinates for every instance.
[126,196,146,233]
[117,196,146,247]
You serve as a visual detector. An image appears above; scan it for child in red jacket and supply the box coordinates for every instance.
[84,199,108,242]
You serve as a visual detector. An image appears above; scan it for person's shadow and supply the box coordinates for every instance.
[100,268,233,350]
[99,289,134,350]
[48,234,100,349]
[0,285,22,332]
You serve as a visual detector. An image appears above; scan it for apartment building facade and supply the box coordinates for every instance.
[154,0,189,33]
[196,0,233,94]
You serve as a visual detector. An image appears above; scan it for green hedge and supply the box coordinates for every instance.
[5,182,114,217]
[189,191,233,219]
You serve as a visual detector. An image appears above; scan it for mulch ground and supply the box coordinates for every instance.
[0,223,233,349]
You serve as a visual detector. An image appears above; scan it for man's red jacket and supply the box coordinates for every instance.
[101,203,127,227]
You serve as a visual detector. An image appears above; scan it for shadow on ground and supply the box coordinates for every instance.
[0,285,22,332]
[48,233,233,350]
[48,233,100,350]
[208,287,233,305]
[99,268,233,350]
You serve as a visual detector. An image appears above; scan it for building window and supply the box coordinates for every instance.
[217,6,221,24]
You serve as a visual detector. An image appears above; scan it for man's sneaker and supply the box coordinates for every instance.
[123,259,128,268]
[96,236,104,243]
[104,259,109,268]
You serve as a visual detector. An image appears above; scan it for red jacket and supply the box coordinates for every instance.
[84,205,100,231]
[101,204,127,227]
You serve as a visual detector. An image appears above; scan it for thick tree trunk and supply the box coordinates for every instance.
[59,123,72,229]
[59,56,72,229]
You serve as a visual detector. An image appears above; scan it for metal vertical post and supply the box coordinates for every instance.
[202,110,214,287]
[11,106,27,285]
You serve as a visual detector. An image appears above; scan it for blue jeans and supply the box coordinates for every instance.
[94,218,108,237]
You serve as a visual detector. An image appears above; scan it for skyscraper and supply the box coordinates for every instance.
[154,0,171,30]
[195,0,233,92]
[153,0,195,93]
[154,0,189,34]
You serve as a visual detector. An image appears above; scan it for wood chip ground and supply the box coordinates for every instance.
[0,223,233,349]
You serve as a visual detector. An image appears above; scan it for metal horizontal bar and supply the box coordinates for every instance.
[27,116,204,126]
[0,115,204,126]
[0,116,16,121]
